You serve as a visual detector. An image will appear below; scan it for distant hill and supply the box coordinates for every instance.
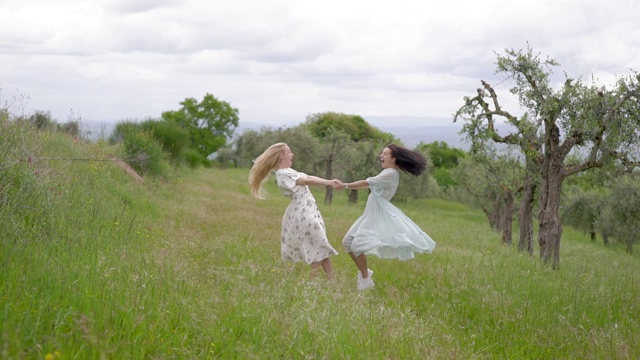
[374,124,468,149]
[362,115,466,149]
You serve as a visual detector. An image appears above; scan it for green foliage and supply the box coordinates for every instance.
[561,187,603,238]
[232,124,438,203]
[181,147,207,168]
[59,120,80,138]
[161,93,239,158]
[431,167,456,187]
[231,126,322,174]
[564,162,625,191]
[303,113,402,203]
[140,118,190,161]
[212,146,237,168]
[334,139,384,182]
[600,174,640,253]
[394,146,438,201]
[305,112,396,143]
[415,141,466,188]
[21,111,82,138]
[28,110,56,131]
[112,119,206,169]
[451,148,523,211]
[114,121,169,176]
[417,141,466,169]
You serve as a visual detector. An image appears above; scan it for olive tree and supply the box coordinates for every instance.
[452,147,523,245]
[600,175,640,254]
[333,139,384,203]
[304,112,396,204]
[455,45,640,268]
[231,126,321,175]
[561,188,604,242]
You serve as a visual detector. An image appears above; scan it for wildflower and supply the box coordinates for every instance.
[44,351,61,360]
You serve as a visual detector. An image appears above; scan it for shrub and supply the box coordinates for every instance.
[28,111,56,131]
[117,124,169,177]
[140,119,190,162]
[58,120,80,138]
[180,147,207,168]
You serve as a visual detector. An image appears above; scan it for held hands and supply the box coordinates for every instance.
[330,179,347,189]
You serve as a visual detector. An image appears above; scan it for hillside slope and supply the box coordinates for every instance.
[1,121,638,359]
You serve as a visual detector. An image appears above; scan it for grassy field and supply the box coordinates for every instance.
[1,123,639,359]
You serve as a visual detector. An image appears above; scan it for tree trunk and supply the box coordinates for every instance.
[501,192,514,245]
[348,189,358,203]
[538,125,565,269]
[626,242,633,254]
[602,233,609,246]
[518,175,536,255]
[324,155,333,204]
[590,231,596,242]
[484,194,503,232]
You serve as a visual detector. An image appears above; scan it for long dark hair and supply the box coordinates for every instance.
[388,144,426,176]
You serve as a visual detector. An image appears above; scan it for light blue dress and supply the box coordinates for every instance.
[344,168,436,260]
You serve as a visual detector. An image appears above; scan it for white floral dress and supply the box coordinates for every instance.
[344,168,436,260]
[275,168,338,264]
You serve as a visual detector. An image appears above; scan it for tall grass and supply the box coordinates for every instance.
[2,119,639,359]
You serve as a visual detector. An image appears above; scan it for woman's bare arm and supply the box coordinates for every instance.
[296,176,342,188]
[344,179,369,190]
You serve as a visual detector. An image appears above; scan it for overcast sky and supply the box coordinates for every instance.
[1,0,638,129]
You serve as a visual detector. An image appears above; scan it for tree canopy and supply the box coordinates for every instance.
[304,112,395,143]
[161,93,239,158]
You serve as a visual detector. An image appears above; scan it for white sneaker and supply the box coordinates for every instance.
[357,276,374,291]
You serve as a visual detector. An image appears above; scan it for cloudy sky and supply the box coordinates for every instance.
[1,0,638,130]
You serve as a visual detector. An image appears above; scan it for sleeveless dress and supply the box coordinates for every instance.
[275,168,338,264]
[344,168,436,260]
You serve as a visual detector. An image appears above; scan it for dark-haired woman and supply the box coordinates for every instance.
[342,144,436,290]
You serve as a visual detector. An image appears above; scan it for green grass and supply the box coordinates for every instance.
[1,121,639,359]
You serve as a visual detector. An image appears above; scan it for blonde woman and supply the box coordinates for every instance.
[249,142,342,279]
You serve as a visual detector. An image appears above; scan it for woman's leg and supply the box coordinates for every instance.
[310,262,322,278]
[321,258,334,279]
[348,252,369,278]
[344,235,369,277]
[310,258,334,279]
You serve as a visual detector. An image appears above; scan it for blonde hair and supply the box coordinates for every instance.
[248,142,288,199]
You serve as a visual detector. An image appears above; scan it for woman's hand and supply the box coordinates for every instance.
[330,179,345,189]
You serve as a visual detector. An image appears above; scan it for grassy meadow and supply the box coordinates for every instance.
[1,122,639,359]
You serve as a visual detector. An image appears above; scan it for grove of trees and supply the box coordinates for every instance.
[6,43,638,266]
[454,45,640,268]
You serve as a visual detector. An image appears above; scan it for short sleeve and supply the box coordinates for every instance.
[367,169,396,189]
[277,168,305,192]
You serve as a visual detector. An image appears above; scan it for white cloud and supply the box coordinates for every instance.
[0,0,638,128]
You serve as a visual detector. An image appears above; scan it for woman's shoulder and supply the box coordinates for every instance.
[368,168,397,182]
[276,167,294,174]
[381,168,400,177]
[276,168,304,177]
